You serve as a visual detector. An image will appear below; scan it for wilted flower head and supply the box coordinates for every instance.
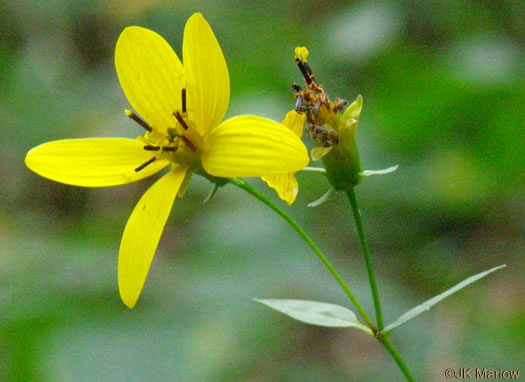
[292,46,363,190]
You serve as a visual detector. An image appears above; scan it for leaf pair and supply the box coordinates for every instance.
[256,264,505,335]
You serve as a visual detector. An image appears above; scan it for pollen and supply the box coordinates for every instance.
[294,47,309,63]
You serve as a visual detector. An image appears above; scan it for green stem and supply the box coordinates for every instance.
[379,335,416,382]
[347,188,415,380]
[346,187,384,330]
[230,178,414,380]
[229,177,375,329]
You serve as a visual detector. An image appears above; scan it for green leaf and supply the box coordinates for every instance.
[254,299,373,335]
[383,264,506,333]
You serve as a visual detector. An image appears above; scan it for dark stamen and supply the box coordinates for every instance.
[180,136,197,152]
[181,88,187,113]
[134,157,156,172]
[295,58,312,84]
[304,62,314,77]
[126,109,152,132]
[144,144,177,152]
[144,145,160,151]
[173,111,189,130]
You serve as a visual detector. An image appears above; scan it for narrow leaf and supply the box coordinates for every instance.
[384,264,506,333]
[255,299,373,335]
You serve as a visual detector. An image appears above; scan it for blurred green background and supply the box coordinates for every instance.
[1,0,523,380]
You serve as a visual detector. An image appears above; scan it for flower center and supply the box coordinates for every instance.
[126,88,202,172]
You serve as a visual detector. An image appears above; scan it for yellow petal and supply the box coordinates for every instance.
[262,173,299,205]
[259,111,305,205]
[311,146,333,161]
[201,115,309,177]
[183,13,229,137]
[118,165,188,308]
[115,26,185,133]
[25,138,169,187]
[282,110,306,138]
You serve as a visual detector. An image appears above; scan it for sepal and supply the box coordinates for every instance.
[361,165,399,177]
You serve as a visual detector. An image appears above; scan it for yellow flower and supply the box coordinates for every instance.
[25,13,308,308]
[262,110,306,205]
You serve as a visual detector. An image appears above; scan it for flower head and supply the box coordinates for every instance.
[25,13,308,308]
